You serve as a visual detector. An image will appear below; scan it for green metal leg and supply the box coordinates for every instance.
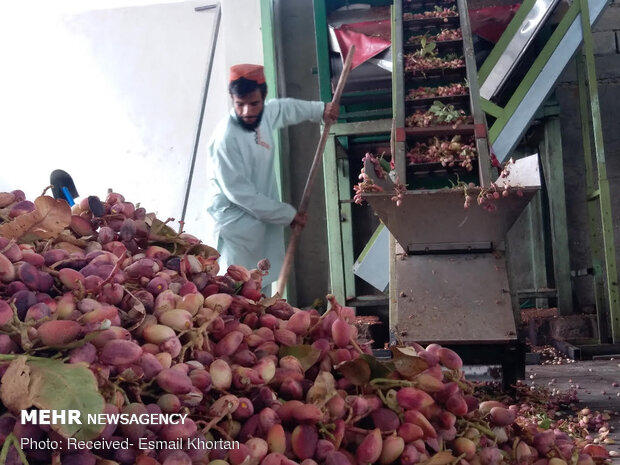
[388,233,399,344]
[597,179,620,341]
[336,150,356,300]
[538,107,573,315]
[527,193,547,308]
[577,55,608,342]
[323,135,346,303]
[391,2,406,184]
[576,5,620,341]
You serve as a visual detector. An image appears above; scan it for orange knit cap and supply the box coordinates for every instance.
[229,64,266,84]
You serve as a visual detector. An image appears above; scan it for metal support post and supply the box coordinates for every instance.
[538,104,573,315]
[323,135,347,303]
[577,54,608,341]
[180,3,220,228]
[392,1,406,184]
[312,0,333,103]
[577,0,620,342]
[388,233,400,342]
[457,0,492,187]
[337,143,356,300]
[526,193,548,308]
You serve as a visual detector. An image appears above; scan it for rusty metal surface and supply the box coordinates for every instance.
[392,250,517,344]
[365,188,537,251]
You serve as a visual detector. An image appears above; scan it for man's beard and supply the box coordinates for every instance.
[236,110,264,132]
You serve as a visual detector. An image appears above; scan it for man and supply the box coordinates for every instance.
[205,64,338,291]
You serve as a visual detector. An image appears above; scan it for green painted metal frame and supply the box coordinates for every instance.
[313,0,397,301]
[478,0,581,144]
[330,120,393,137]
[481,99,503,119]
[336,141,356,301]
[322,136,347,301]
[476,0,616,326]
[323,120,393,303]
[577,56,608,340]
[392,1,406,184]
[313,0,394,121]
[313,0,334,104]
[313,0,346,301]
[388,232,399,345]
[456,0,492,187]
[576,0,620,342]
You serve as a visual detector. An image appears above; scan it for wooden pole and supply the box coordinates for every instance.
[275,45,355,297]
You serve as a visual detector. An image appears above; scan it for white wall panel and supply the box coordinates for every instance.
[0,0,262,246]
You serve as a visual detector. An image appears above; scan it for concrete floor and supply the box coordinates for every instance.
[524,359,620,460]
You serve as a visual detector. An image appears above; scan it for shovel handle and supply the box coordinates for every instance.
[275,45,355,297]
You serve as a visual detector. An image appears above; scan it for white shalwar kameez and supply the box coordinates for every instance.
[205,98,325,287]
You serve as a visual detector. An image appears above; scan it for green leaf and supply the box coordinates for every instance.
[0,433,28,465]
[278,345,321,372]
[146,217,220,258]
[149,241,177,254]
[539,418,551,429]
[359,354,393,380]
[337,358,371,386]
[429,101,444,114]
[381,360,397,373]
[148,218,179,239]
[537,413,552,429]
[379,157,392,173]
[426,100,466,125]
[0,356,105,441]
